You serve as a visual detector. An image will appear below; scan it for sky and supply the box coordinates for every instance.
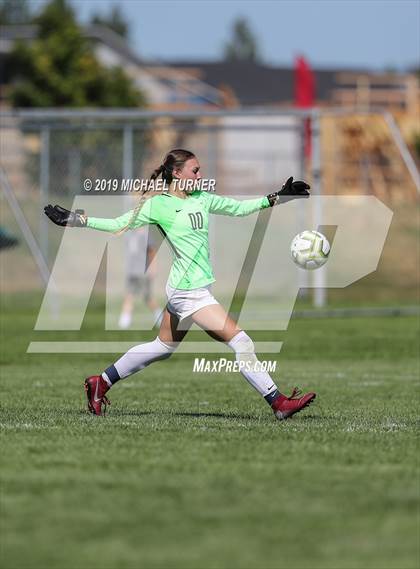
[30,0,420,70]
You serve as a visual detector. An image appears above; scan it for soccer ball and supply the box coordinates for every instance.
[290,230,330,270]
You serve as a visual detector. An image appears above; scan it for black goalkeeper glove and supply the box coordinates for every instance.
[44,205,87,227]
[266,176,310,206]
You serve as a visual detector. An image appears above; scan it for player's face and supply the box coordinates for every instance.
[174,158,202,182]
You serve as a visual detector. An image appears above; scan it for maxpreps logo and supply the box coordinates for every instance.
[30,194,393,355]
[193,358,277,373]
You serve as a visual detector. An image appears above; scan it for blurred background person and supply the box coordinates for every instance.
[119,225,163,329]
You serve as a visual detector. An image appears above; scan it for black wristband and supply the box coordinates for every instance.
[266,192,279,207]
[74,209,87,227]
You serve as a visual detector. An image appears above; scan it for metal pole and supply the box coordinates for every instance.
[311,110,326,308]
[1,166,53,289]
[298,117,309,296]
[123,124,133,180]
[208,124,218,259]
[40,127,50,260]
[122,124,134,215]
[384,112,420,193]
[69,147,81,196]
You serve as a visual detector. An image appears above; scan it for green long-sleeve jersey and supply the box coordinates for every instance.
[87,191,270,290]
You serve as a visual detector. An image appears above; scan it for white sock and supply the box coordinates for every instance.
[227,331,278,396]
[112,336,178,379]
[118,311,132,329]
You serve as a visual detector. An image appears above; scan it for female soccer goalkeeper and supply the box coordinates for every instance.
[44,149,316,420]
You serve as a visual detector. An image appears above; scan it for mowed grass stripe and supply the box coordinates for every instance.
[1,298,419,569]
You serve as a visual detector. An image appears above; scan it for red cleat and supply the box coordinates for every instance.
[84,375,111,416]
[272,387,316,420]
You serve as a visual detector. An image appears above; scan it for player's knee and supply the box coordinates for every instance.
[228,332,257,368]
[230,331,255,354]
[156,336,178,358]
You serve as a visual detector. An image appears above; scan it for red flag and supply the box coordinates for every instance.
[295,55,315,107]
[294,56,315,158]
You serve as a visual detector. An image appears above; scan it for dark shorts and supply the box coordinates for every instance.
[127,275,151,300]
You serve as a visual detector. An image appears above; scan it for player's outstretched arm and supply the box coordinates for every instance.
[44,204,149,233]
[208,194,270,217]
[208,176,310,217]
[266,176,310,206]
[44,205,87,227]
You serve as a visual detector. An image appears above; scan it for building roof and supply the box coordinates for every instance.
[167,60,369,106]
[0,24,224,107]
[0,24,141,62]
[2,25,412,109]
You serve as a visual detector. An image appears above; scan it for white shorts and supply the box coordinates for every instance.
[165,283,219,321]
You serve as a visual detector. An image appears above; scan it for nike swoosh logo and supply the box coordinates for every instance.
[94,380,102,402]
[176,209,181,212]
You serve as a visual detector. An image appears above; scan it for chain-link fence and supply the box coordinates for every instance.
[1,108,418,309]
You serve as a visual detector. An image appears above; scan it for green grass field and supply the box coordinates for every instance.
[1,295,419,569]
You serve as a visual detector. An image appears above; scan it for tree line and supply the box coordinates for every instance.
[1,0,261,108]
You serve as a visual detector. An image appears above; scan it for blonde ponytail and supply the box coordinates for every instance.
[115,164,164,235]
[115,149,195,235]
